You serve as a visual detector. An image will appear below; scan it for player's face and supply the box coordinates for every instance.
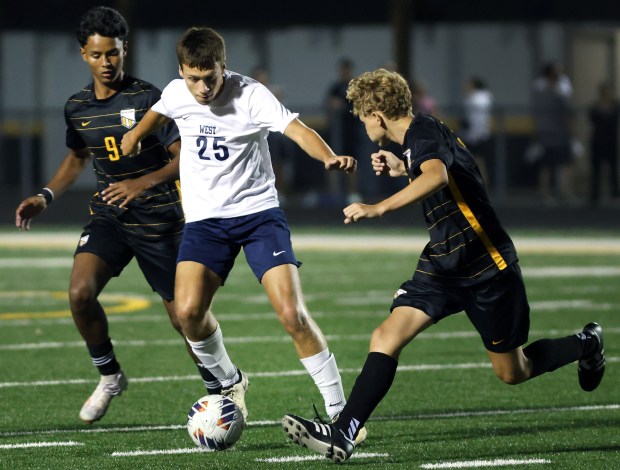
[360,113,389,146]
[80,34,126,86]
[179,63,225,105]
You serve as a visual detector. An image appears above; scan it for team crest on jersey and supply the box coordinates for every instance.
[79,234,90,247]
[120,109,136,129]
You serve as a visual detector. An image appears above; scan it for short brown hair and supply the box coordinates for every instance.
[346,69,412,120]
[176,27,226,70]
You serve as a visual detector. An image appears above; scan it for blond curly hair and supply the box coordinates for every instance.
[346,68,413,120]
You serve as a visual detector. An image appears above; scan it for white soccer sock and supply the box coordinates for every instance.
[186,325,239,388]
[300,349,346,419]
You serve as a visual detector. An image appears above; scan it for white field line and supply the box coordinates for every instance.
[111,447,210,456]
[1,358,619,389]
[3,254,620,278]
[1,298,618,328]
[1,232,620,254]
[0,441,83,449]
[420,458,551,469]
[2,328,620,351]
[1,404,617,439]
[110,448,389,460]
[255,452,390,463]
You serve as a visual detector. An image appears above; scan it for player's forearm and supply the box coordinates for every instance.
[138,150,180,189]
[377,171,447,215]
[44,153,89,200]
[300,129,337,165]
[129,110,169,144]
[285,119,336,165]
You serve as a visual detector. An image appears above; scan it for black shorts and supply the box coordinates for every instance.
[74,217,181,301]
[390,263,530,353]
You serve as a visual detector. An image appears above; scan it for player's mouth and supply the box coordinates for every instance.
[101,69,116,80]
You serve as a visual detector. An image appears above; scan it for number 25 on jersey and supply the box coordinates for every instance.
[196,136,229,161]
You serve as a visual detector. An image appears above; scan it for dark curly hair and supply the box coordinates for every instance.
[76,6,129,47]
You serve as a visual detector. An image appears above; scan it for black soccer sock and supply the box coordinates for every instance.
[87,338,121,376]
[523,335,584,379]
[334,352,398,441]
[197,363,222,394]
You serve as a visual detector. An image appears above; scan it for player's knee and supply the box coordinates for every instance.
[174,302,203,324]
[494,368,527,385]
[68,282,97,313]
[277,304,309,334]
[370,323,396,347]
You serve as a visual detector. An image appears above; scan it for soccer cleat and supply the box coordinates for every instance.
[221,370,249,420]
[79,370,128,423]
[282,414,355,463]
[332,413,367,447]
[578,322,606,392]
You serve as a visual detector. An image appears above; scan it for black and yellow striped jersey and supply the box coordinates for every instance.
[64,75,183,238]
[403,114,518,286]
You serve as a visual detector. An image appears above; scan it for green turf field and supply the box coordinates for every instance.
[0,229,618,469]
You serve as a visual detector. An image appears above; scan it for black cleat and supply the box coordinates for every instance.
[282,414,355,463]
[578,322,605,392]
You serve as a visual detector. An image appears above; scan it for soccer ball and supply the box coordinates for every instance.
[187,394,245,450]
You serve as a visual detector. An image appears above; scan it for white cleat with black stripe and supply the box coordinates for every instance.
[282,414,355,463]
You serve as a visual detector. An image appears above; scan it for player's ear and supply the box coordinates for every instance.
[80,47,87,63]
[372,111,386,127]
[178,65,184,78]
[122,41,128,57]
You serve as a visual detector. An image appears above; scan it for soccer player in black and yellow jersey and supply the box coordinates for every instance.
[15,6,218,423]
[282,68,606,463]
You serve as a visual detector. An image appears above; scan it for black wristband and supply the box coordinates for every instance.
[40,187,54,205]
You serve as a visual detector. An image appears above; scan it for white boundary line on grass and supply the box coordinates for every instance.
[1,357,619,388]
[0,441,83,449]
[1,404,618,438]
[111,447,209,456]
[255,452,390,463]
[2,328,620,351]
[2,232,620,254]
[420,458,551,469]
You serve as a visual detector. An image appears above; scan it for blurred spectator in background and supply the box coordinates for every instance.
[460,76,493,184]
[252,65,295,203]
[533,61,573,98]
[531,62,578,206]
[308,57,362,207]
[411,79,440,117]
[588,81,620,205]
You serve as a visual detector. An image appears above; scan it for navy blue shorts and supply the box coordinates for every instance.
[178,207,301,284]
[75,216,180,301]
[390,263,530,353]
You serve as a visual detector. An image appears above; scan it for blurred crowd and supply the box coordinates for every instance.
[252,59,619,209]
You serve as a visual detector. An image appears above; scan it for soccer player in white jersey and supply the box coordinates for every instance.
[120,26,366,442]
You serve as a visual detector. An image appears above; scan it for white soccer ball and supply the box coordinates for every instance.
[187,394,245,450]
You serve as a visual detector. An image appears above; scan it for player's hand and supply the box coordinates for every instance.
[325,155,357,173]
[371,150,406,177]
[15,196,47,231]
[101,178,148,208]
[120,131,141,157]
[343,202,382,224]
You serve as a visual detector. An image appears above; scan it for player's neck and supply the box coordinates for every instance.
[388,116,414,145]
[93,72,126,100]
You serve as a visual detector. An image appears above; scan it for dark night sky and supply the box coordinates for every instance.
[3,0,620,31]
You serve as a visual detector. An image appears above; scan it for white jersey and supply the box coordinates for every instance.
[152,70,298,222]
